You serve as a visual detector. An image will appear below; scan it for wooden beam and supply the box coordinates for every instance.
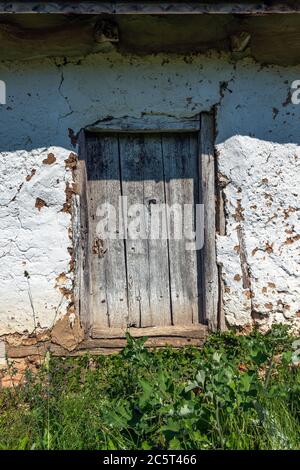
[0,2,300,15]
[85,115,201,133]
[200,112,218,331]
[77,131,92,334]
[91,324,207,338]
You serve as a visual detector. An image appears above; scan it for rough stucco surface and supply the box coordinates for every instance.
[0,147,73,334]
[0,51,299,335]
[216,137,300,330]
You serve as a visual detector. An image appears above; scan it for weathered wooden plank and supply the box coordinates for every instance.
[6,342,51,358]
[79,336,206,349]
[162,132,200,325]
[86,115,200,133]
[86,134,129,328]
[200,113,218,330]
[91,324,208,339]
[119,133,172,327]
[77,131,91,332]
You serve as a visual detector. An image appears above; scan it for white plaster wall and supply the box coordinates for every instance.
[0,51,299,334]
[216,137,300,329]
[0,147,73,334]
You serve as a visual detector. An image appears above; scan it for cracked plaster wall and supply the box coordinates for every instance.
[0,51,299,336]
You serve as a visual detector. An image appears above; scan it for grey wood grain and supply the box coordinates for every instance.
[162,132,200,325]
[86,115,200,133]
[119,133,172,327]
[77,131,91,333]
[86,134,129,328]
[200,113,218,330]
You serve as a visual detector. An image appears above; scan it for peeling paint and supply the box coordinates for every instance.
[0,147,74,335]
[217,136,300,331]
[51,313,84,351]
[43,153,56,165]
[0,51,299,339]
[35,197,47,211]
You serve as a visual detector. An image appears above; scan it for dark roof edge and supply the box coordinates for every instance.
[0,2,300,15]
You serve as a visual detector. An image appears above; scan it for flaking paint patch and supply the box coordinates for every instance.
[43,153,56,165]
[35,197,47,211]
[51,314,84,351]
[216,136,300,331]
[0,147,74,335]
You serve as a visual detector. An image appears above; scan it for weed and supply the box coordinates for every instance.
[0,325,299,450]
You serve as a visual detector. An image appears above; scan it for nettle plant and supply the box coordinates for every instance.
[0,325,299,450]
[96,326,299,450]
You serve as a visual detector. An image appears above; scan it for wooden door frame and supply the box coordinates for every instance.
[75,112,219,347]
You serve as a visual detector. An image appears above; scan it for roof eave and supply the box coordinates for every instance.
[1,2,300,16]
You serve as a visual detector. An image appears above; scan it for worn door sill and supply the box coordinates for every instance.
[89,324,208,348]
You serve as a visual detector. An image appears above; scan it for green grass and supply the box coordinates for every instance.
[0,325,299,450]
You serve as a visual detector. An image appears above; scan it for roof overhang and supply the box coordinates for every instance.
[1,3,300,65]
[0,2,300,15]
[0,0,300,15]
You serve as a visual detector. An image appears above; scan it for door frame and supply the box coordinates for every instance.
[75,112,219,345]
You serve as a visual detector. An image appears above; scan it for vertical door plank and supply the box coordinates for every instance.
[119,133,172,327]
[86,134,129,328]
[162,133,200,325]
[200,113,218,330]
[77,131,91,332]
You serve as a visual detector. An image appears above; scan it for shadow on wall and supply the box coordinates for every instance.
[0,53,300,152]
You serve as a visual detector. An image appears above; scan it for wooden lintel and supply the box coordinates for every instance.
[85,115,201,133]
[0,3,299,16]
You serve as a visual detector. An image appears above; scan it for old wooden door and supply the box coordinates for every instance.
[78,115,218,344]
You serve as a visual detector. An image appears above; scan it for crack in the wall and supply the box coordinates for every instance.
[0,181,24,207]
[236,226,251,290]
[236,224,255,321]
[55,60,74,126]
